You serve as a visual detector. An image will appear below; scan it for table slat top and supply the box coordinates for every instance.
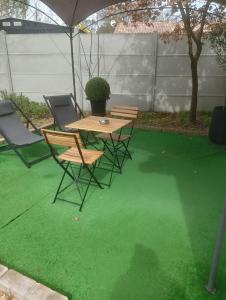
[66,116,131,133]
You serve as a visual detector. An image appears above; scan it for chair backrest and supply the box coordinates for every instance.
[43,94,83,131]
[42,129,83,149]
[0,100,33,145]
[110,105,139,120]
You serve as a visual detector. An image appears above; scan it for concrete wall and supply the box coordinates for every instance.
[0,30,225,112]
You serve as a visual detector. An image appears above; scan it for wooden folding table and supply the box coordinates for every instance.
[66,115,131,185]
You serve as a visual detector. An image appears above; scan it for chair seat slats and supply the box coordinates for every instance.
[111,108,138,116]
[59,148,103,165]
[111,111,138,119]
[113,105,138,111]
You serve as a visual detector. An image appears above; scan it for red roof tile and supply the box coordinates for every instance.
[114,21,181,33]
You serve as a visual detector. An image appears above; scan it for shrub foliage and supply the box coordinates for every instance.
[0,90,50,119]
[85,77,110,102]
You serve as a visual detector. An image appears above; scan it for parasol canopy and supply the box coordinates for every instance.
[40,0,126,26]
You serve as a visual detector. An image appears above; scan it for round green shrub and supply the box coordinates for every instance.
[85,77,110,102]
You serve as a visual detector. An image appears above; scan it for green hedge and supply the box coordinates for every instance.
[0,90,51,119]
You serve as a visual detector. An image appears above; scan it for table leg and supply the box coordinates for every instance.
[109,128,123,173]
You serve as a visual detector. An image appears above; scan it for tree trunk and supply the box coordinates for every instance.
[190,58,198,122]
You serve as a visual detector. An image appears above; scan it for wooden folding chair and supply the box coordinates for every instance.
[42,129,104,211]
[97,105,138,165]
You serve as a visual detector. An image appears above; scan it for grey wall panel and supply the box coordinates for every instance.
[156,76,226,95]
[0,33,6,53]
[7,34,70,54]
[197,96,225,110]
[0,74,13,91]
[154,94,191,112]
[156,77,192,92]
[9,54,71,74]
[81,34,155,55]
[198,77,226,94]
[154,95,225,112]
[0,56,9,73]
[198,56,226,76]
[82,73,153,96]
[0,31,224,112]
[13,74,72,94]
[79,55,154,76]
[158,38,187,55]
[157,56,191,75]
[82,94,150,111]
[100,55,154,75]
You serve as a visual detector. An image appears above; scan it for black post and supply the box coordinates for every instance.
[205,197,226,293]
[69,27,77,100]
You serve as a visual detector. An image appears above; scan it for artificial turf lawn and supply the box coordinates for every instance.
[0,129,226,300]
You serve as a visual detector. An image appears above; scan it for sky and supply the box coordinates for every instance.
[26,0,64,24]
[3,0,225,27]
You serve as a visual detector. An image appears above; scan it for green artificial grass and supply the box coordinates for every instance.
[1,129,226,300]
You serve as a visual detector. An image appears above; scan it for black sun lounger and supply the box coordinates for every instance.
[0,100,50,168]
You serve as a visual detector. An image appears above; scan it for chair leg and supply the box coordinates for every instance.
[53,162,70,203]
[3,142,51,168]
[122,140,132,160]
[91,132,99,144]
[85,163,103,190]
[97,143,106,167]
[77,164,83,178]
[109,138,133,168]
[79,171,93,212]
[119,139,132,169]
[83,131,90,147]
[97,137,123,187]
[108,154,116,187]
[82,131,99,149]
[102,140,114,157]
[79,162,103,211]
[0,144,11,152]
[110,134,122,174]
[54,160,102,211]
[14,147,31,168]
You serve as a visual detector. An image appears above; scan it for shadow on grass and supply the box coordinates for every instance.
[111,244,185,300]
[20,141,50,161]
[133,129,226,297]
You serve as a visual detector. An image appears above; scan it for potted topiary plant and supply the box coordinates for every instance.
[85,77,110,116]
